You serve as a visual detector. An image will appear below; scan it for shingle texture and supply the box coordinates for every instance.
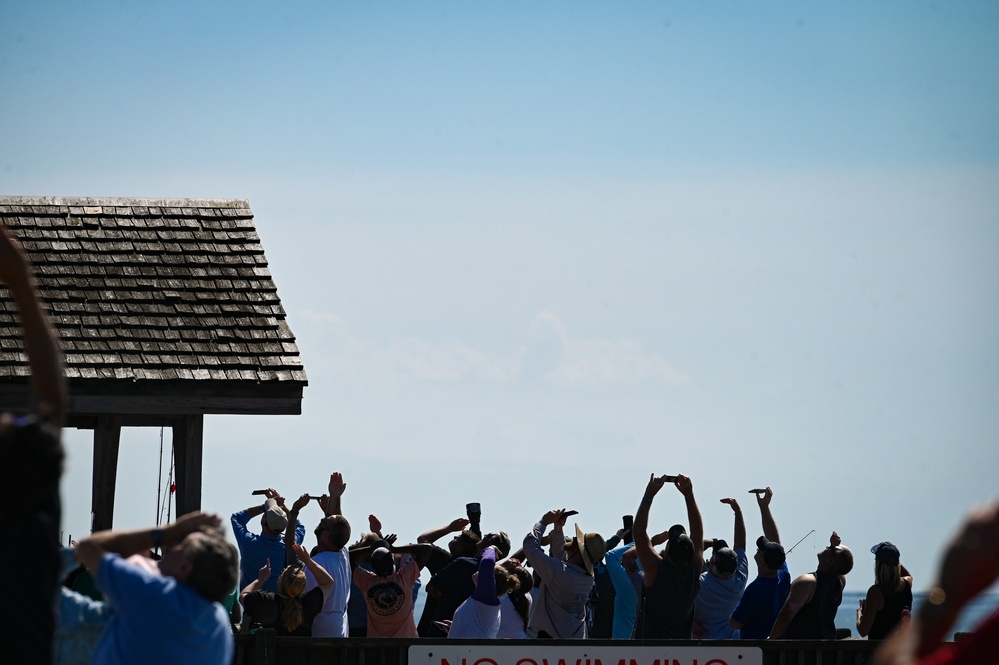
[0,197,307,388]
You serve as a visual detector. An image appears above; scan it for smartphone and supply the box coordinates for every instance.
[662,475,679,483]
[749,488,766,494]
[623,515,634,544]
[564,510,579,518]
[307,495,323,501]
[251,489,268,495]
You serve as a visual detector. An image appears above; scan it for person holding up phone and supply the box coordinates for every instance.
[230,487,305,593]
[523,508,606,638]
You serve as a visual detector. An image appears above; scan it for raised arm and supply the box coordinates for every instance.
[721,498,746,551]
[286,493,311,561]
[754,487,779,544]
[634,474,666,586]
[0,224,65,420]
[326,472,346,517]
[75,511,222,576]
[470,546,499,605]
[294,542,333,599]
[418,517,471,544]
[240,558,272,601]
[677,475,703,565]
[769,573,817,639]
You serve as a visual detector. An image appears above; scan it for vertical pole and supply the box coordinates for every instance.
[91,415,122,532]
[173,414,204,517]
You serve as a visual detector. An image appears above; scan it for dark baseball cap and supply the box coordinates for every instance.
[871,541,900,566]
[756,535,786,569]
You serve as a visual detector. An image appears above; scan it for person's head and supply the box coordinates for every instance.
[503,560,533,597]
[665,533,695,565]
[568,524,606,576]
[448,529,481,557]
[493,561,520,596]
[277,565,307,632]
[818,542,854,575]
[160,531,239,603]
[871,541,902,595]
[754,535,786,575]
[315,515,351,551]
[479,532,511,559]
[0,414,63,517]
[370,547,394,577]
[279,564,307,597]
[260,499,288,536]
[709,544,738,579]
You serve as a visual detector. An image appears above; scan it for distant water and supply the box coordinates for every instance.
[836,590,999,640]
[414,586,999,641]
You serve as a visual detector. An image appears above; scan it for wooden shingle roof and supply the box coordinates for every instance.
[0,196,307,417]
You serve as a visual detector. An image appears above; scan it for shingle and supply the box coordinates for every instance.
[0,197,307,394]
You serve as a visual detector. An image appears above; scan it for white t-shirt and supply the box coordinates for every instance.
[496,593,531,639]
[448,596,501,639]
[305,547,351,637]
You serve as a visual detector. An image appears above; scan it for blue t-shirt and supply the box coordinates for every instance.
[695,547,750,639]
[93,553,232,665]
[731,562,790,640]
[230,510,305,593]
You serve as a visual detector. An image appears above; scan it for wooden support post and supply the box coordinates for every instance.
[91,416,122,532]
[173,414,204,517]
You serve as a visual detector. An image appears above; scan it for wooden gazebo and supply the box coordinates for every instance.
[0,196,307,530]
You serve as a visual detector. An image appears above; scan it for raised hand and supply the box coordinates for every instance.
[449,517,471,532]
[291,493,310,513]
[171,511,223,538]
[830,531,841,547]
[368,514,383,534]
[675,474,693,497]
[292,542,311,563]
[754,486,773,508]
[721,497,740,512]
[257,557,272,582]
[328,472,346,497]
[645,473,667,497]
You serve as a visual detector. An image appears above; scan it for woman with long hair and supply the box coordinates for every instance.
[497,559,533,638]
[857,541,913,640]
[241,542,334,636]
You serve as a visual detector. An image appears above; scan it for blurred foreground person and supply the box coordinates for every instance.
[75,512,239,665]
[0,223,66,664]
[873,501,999,665]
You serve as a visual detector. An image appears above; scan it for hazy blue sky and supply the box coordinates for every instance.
[3,1,998,593]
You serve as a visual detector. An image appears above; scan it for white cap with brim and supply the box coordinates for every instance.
[263,498,288,532]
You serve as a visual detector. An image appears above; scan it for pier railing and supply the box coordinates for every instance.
[233,633,882,665]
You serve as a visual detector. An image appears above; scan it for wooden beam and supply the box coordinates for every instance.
[92,416,122,532]
[173,415,204,517]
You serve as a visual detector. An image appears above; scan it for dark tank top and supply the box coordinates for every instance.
[782,570,841,639]
[634,559,700,639]
[869,579,912,640]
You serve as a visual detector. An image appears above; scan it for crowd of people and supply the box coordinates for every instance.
[2,220,997,665]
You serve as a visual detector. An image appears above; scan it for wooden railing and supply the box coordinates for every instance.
[233,632,883,665]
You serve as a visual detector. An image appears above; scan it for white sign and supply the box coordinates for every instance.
[408,644,763,665]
